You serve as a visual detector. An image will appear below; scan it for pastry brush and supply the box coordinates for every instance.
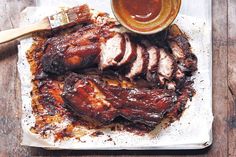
[0,4,91,44]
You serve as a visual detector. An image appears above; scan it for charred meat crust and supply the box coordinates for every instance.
[169,36,198,73]
[168,24,198,73]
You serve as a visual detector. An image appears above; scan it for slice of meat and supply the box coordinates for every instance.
[157,49,176,80]
[147,47,160,72]
[146,46,160,82]
[126,45,148,79]
[118,34,137,66]
[99,33,125,70]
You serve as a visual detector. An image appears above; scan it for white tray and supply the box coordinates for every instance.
[18,0,213,150]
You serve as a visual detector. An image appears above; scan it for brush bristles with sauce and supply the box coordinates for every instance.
[0,4,91,44]
[48,4,91,29]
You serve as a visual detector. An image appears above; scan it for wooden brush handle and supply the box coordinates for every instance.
[0,18,50,44]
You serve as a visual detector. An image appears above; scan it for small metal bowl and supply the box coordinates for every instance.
[111,0,182,35]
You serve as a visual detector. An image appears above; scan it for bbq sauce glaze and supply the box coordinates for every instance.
[117,0,162,22]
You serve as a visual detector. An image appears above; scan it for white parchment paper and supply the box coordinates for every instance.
[18,0,213,150]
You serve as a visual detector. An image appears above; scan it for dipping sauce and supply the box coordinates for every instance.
[120,0,162,22]
[112,0,181,34]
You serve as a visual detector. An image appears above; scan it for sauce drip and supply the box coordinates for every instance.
[120,0,162,22]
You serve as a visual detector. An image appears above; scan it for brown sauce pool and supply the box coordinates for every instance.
[118,0,162,22]
[112,0,181,34]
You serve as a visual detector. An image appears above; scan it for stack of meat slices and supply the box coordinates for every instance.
[42,23,197,89]
[40,14,197,129]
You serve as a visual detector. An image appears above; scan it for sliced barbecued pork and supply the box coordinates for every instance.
[99,33,125,70]
[125,45,148,79]
[146,46,160,82]
[118,34,137,67]
[147,47,159,72]
[157,49,176,80]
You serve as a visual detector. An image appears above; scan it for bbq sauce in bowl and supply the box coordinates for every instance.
[111,0,181,34]
[121,0,162,23]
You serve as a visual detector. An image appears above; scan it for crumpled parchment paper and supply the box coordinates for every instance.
[17,0,213,150]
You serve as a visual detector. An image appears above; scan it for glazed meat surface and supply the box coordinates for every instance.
[39,19,197,130]
[41,17,118,74]
[62,73,177,127]
[42,24,113,74]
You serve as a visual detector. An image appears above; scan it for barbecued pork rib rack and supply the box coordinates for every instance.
[62,73,178,127]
